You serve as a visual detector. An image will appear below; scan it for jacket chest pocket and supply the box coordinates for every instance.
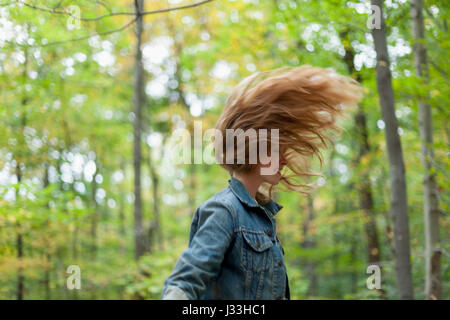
[241,231,274,273]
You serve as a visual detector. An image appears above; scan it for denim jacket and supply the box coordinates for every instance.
[162,177,290,300]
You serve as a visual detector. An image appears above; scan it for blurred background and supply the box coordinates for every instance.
[0,0,448,300]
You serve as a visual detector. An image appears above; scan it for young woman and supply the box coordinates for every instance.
[162,65,362,300]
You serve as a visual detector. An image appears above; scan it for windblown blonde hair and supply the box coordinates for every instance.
[214,65,363,203]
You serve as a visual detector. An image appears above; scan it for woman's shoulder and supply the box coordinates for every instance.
[200,186,235,209]
[189,186,238,231]
[196,185,242,219]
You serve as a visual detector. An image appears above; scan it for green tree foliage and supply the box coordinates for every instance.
[0,0,448,299]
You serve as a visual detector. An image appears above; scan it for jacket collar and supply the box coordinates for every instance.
[228,177,283,216]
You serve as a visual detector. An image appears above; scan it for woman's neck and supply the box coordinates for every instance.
[232,171,262,199]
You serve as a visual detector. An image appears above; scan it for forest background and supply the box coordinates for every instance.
[0,0,448,300]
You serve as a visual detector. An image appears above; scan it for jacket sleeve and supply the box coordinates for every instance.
[161,199,236,300]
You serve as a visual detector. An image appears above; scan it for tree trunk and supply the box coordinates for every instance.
[15,42,29,301]
[16,162,24,300]
[349,226,358,294]
[371,0,414,299]
[133,0,148,260]
[170,21,197,215]
[147,145,163,251]
[410,0,441,300]
[90,164,98,259]
[340,29,382,266]
[119,160,127,237]
[302,196,318,297]
[327,149,344,298]
[16,232,24,300]
[43,163,51,299]
[354,111,382,264]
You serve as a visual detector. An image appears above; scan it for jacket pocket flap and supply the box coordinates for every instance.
[242,231,273,252]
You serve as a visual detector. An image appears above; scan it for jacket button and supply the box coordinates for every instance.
[278,260,282,266]
[276,295,281,300]
[267,229,273,236]
[256,241,261,247]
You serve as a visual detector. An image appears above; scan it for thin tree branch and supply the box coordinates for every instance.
[424,6,444,31]
[28,16,137,48]
[17,0,215,22]
[429,60,449,84]
[20,1,134,21]
[86,0,111,13]
[141,0,214,15]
